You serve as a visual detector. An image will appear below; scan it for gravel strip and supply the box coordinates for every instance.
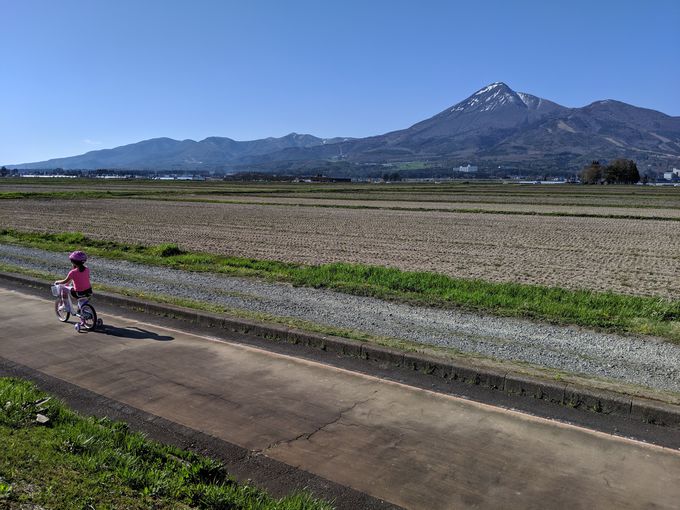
[1,243,679,393]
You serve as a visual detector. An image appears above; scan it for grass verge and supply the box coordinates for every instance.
[0,377,332,509]
[1,228,678,341]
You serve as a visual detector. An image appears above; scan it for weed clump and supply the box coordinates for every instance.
[149,243,185,257]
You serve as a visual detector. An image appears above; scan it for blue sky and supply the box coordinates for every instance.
[2,0,679,164]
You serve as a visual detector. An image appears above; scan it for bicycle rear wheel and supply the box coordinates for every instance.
[55,299,70,322]
[79,304,97,330]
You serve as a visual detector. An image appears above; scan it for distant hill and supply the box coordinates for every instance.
[9,133,352,171]
[9,82,680,173]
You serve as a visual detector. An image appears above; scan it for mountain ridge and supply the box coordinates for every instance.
[9,83,680,172]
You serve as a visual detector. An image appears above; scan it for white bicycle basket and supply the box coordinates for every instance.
[51,284,60,297]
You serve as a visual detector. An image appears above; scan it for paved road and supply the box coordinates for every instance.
[2,287,680,510]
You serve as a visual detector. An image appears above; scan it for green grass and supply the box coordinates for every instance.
[1,228,678,342]
[0,377,333,510]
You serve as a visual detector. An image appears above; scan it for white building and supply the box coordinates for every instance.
[663,168,680,180]
[458,164,478,173]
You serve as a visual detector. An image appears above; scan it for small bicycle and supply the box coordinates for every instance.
[52,284,103,332]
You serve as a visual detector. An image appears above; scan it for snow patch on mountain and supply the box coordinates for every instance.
[557,120,576,133]
[474,82,505,95]
[452,83,521,113]
[517,92,542,110]
[605,137,627,147]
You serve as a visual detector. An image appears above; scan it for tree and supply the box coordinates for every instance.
[624,160,640,184]
[382,172,401,182]
[605,159,639,184]
[580,161,602,184]
[0,166,9,177]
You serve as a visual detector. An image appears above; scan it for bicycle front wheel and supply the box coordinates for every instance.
[55,299,70,322]
[79,304,98,331]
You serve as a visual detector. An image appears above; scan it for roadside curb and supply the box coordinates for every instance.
[3,271,680,429]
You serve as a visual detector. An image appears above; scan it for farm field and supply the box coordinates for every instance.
[173,195,680,219]
[2,179,680,204]
[1,178,679,198]
[262,192,680,209]
[0,179,678,299]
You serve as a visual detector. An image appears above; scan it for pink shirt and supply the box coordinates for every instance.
[67,267,91,291]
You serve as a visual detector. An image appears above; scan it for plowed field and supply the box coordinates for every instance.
[1,198,677,298]
[181,195,680,219]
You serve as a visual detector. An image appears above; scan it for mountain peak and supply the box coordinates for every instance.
[474,82,513,95]
[588,99,628,108]
[403,82,568,140]
[450,82,522,113]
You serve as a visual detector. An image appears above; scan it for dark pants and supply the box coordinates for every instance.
[70,287,93,299]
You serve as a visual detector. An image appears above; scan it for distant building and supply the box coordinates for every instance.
[458,164,478,173]
[153,175,205,181]
[175,175,206,181]
[662,168,680,181]
[294,174,351,183]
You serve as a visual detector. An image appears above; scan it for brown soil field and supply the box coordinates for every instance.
[1,198,678,298]
[262,191,680,209]
[181,195,680,219]
[0,183,270,193]
[3,180,679,207]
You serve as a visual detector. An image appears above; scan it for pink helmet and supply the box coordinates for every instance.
[69,251,87,263]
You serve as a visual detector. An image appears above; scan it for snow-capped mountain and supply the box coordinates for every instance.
[451,82,529,112]
[398,82,567,140]
[330,82,680,169]
[10,82,680,172]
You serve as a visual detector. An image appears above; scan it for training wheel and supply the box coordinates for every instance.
[74,323,81,332]
[97,318,103,327]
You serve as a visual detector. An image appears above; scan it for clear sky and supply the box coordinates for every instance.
[2,0,679,164]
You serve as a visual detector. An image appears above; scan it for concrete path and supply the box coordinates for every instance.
[2,287,680,510]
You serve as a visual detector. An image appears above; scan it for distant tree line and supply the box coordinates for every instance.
[580,159,640,184]
[0,166,20,177]
[382,172,402,182]
[223,172,296,181]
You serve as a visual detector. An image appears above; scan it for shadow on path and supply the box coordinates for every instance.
[93,324,174,341]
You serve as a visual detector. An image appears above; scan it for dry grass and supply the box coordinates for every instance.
[0,197,677,298]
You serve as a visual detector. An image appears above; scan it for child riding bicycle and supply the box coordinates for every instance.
[54,251,92,312]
